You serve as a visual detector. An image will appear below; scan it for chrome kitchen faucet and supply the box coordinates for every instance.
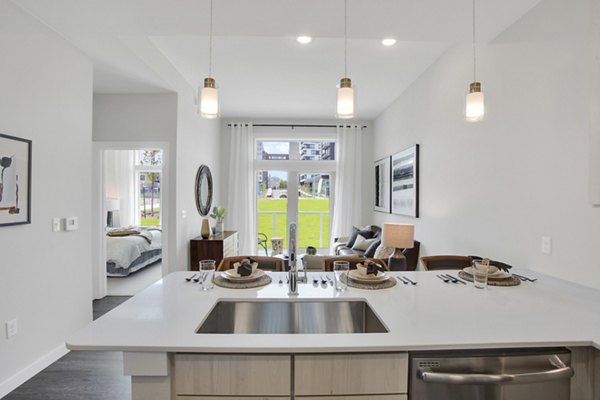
[288,223,307,295]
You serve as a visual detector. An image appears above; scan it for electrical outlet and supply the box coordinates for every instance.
[6,319,17,339]
[52,218,61,232]
[541,236,552,255]
[181,210,187,219]
[65,216,78,231]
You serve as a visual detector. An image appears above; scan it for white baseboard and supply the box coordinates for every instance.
[0,344,69,399]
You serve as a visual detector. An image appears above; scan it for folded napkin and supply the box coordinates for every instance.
[237,258,257,277]
[470,255,512,272]
[358,259,386,276]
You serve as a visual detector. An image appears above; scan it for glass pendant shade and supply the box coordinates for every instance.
[465,82,484,122]
[200,78,219,119]
[336,78,354,119]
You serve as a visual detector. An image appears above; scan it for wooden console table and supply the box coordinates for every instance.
[189,231,239,270]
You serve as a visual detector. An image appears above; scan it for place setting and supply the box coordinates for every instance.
[457,258,521,287]
[337,259,397,290]
[213,258,272,289]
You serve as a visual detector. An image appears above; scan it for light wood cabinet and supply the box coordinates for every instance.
[294,353,408,396]
[173,352,408,400]
[174,354,290,396]
[297,396,406,400]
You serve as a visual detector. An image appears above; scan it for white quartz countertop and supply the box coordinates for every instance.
[67,270,600,353]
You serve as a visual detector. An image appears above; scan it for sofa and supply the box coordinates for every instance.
[302,224,421,271]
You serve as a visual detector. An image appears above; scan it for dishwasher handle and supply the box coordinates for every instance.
[418,355,574,386]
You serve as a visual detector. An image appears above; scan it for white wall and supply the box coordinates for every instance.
[174,87,221,271]
[0,0,93,394]
[372,0,600,288]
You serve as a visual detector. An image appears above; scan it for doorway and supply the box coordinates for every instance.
[92,142,170,299]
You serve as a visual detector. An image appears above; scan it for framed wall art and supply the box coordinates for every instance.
[374,156,391,213]
[0,133,32,226]
[391,144,419,218]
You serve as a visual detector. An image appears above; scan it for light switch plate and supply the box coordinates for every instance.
[52,218,61,232]
[6,319,17,339]
[65,216,79,231]
[541,236,552,255]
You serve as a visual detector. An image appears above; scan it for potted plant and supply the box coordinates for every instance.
[209,206,226,234]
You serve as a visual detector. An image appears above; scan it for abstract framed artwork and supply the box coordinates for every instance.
[374,156,391,213]
[391,144,419,218]
[0,133,32,226]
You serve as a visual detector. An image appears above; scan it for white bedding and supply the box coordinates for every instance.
[106,230,162,270]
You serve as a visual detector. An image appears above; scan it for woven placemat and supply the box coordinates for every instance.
[214,273,272,289]
[458,271,521,287]
[342,272,397,290]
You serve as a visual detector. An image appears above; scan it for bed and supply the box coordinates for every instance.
[106,227,162,277]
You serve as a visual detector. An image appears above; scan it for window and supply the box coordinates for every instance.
[255,138,335,253]
[135,150,162,227]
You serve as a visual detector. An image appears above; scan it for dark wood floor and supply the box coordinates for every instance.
[5,296,132,400]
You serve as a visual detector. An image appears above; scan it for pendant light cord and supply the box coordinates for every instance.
[472,0,477,82]
[344,0,348,78]
[208,0,213,78]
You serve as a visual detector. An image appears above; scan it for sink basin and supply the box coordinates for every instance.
[196,300,388,334]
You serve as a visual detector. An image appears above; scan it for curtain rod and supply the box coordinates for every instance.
[227,123,367,129]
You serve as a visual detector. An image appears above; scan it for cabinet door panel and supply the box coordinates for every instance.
[295,353,408,396]
[298,396,406,400]
[175,354,290,396]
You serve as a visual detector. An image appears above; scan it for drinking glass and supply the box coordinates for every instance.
[200,259,216,290]
[473,259,490,289]
[333,261,349,292]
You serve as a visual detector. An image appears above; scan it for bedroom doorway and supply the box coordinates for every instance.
[93,143,169,299]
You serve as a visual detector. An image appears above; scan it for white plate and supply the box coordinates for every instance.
[463,266,511,279]
[348,269,388,283]
[222,269,264,282]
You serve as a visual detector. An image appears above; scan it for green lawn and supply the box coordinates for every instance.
[257,198,330,249]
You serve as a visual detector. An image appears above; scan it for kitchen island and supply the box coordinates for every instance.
[67,271,600,399]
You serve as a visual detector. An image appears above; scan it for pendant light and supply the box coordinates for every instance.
[199,0,219,119]
[336,0,354,119]
[465,0,484,122]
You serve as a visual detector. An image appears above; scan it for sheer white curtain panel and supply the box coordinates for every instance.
[226,123,257,254]
[329,124,363,254]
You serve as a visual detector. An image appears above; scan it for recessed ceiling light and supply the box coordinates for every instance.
[297,36,312,44]
[381,38,397,46]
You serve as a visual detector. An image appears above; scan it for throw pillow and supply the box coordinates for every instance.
[352,234,378,252]
[364,239,381,258]
[374,244,395,259]
[346,226,376,248]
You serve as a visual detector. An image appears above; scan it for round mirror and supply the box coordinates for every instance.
[195,164,213,216]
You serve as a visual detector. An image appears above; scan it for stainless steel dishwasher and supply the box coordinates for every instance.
[410,348,573,400]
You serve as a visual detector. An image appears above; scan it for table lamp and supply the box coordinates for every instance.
[382,223,414,271]
[106,198,120,228]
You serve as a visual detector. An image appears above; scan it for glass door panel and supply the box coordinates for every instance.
[138,171,161,226]
[257,170,288,252]
[297,173,331,251]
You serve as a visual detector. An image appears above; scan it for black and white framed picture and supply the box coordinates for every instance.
[374,156,391,213]
[0,133,32,226]
[391,144,419,217]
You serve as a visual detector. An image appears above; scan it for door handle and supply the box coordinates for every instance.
[418,355,573,386]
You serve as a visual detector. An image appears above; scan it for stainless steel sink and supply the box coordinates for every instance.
[196,300,388,334]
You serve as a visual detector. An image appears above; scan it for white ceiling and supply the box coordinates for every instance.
[12,0,542,119]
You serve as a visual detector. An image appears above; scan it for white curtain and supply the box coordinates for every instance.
[330,125,363,254]
[227,123,257,255]
[104,150,134,227]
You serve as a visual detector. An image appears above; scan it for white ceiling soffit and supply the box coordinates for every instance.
[12,0,542,119]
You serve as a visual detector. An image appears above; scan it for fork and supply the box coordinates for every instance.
[436,274,450,283]
[403,276,417,285]
[325,275,334,286]
[320,275,328,286]
[185,273,197,282]
[397,276,409,285]
[513,273,537,282]
[193,273,203,283]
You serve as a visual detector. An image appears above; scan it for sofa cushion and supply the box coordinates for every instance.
[374,244,395,259]
[346,226,376,248]
[351,234,378,252]
[364,239,381,258]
